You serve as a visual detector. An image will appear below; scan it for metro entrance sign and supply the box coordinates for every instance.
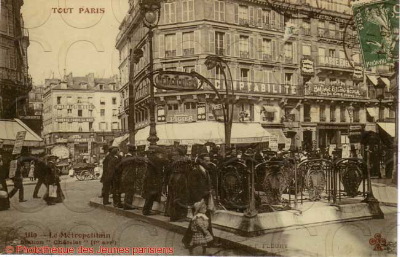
[154,71,200,91]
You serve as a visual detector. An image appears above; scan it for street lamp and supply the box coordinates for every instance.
[140,0,161,146]
[204,55,235,152]
[375,80,386,122]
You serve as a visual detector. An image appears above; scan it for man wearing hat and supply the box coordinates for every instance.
[118,144,142,210]
[103,146,121,206]
[142,145,166,215]
[8,154,26,202]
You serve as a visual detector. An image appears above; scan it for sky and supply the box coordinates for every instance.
[22,0,129,85]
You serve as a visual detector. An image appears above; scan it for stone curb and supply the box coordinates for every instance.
[89,200,280,256]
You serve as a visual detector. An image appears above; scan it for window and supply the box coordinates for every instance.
[112,122,119,130]
[239,36,249,57]
[320,105,326,121]
[284,42,293,60]
[262,39,272,59]
[112,97,117,105]
[330,106,336,122]
[67,96,72,104]
[89,109,93,117]
[239,5,249,24]
[99,122,107,130]
[57,97,61,104]
[214,1,225,21]
[302,45,311,56]
[100,97,105,105]
[330,78,336,85]
[112,109,117,117]
[100,109,105,116]
[182,32,194,56]
[67,109,72,115]
[328,49,336,58]
[303,104,311,122]
[99,84,104,90]
[183,66,195,73]
[0,8,8,33]
[354,107,360,122]
[182,0,194,22]
[216,66,223,80]
[303,19,311,35]
[77,97,82,103]
[167,104,179,111]
[164,2,176,23]
[89,122,93,131]
[215,32,224,55]
[263,110,275,122]
[78,110,82,117]
[240,68,249,82]
[262,9,271,25]
[340,106,346,122]
[284,73,293,85]
[68,122,73,131]
[184,102,196,110]
[78,123,83,132]
[165,34,177,57]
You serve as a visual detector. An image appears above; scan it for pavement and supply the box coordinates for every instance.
[370,178,398,207]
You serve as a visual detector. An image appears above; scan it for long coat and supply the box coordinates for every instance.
[188,161,211,205]
[118,155,147,194]
[141,158,164,201]
[100,153,111,183]
[104,155,121,184]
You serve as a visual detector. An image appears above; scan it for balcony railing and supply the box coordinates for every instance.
[165,50,176,58]
[330,117,336,122]
[320,116,326,122]
[216,48,224,56]
[239,18,249,26]
[318,29,345,41]
[302,28,311,36]
[183,48,194,56]
[284,57,293,64]
[263,54,272,61]
[240,51,249,59]
[318,56,352,69]
[304,117,311,122]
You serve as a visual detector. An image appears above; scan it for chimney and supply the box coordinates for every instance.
[87,73,95,87]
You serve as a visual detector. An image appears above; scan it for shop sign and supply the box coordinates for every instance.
[74,138,95,143]
[349,125,363,143]
[197,103,206,121]
[301,58,314,75]
[269,136,278,151]
[51,145,70,159]
[54,104,94,110]
[56,117,94,122]
[56,138,68,143]
[306,82,364,98]
[20,115,41,120]
[12,131,27,155]
[353,66,364,80]
[167,114,195,123]
[211,80,297,95]
[154,71,199,91]
[352,0,399,67]
[314,13,350,24]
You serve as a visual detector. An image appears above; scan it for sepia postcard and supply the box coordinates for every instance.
[0,0,398,256]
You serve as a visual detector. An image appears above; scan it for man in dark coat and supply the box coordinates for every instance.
[118,144,145,210]
[33,157,47,198]
[101,146,113,205]
[165,146,191,221]
[188,153,212,205]
[142,146,166,215]
[105,147,122,208]
[8,154,26,202]
[0,154,10,210]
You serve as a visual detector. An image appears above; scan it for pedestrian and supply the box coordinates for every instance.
[165,146,191,221]
[43,156,65,205]
[182,199,213,255]
[28,161,35,181]
[0,154,10,210]
[118,144,145,210]
[8,154,26,202]
[33,158,46,199]
[106,147,123,208]
[101,145,112,204]
[142,146,166,216]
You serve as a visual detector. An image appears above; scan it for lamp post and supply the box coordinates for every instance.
[140,0,161,146]
[375,80,386,122]
[204,55,234,153]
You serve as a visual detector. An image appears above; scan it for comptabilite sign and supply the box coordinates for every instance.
[352,0,399,68]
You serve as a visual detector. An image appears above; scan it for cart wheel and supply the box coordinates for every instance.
[82,171,93,181]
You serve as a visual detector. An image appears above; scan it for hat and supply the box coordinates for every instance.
[193,199,206,215]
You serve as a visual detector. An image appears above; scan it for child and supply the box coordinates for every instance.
[28,161,35,181]
[182,199,213,255]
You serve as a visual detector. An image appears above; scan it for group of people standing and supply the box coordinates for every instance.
[0,153,65,210]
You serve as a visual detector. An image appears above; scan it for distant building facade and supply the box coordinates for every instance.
[42,73,121,162]
[0,0,31,119]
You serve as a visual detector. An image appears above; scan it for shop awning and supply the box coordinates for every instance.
[134,122,271,145]
[366,107,377,118]
[377,122,395,137]
[379,77,391,87]
[112,133,129,147]
[0,119,43,147]
[267,128,287,144]
[263,106,278,113]
[367,75,378,86]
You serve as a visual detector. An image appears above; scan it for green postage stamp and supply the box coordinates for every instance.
[352,0,399,68]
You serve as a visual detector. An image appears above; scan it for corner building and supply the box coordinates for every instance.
[117,0,374,154]
[42,73,121,162]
